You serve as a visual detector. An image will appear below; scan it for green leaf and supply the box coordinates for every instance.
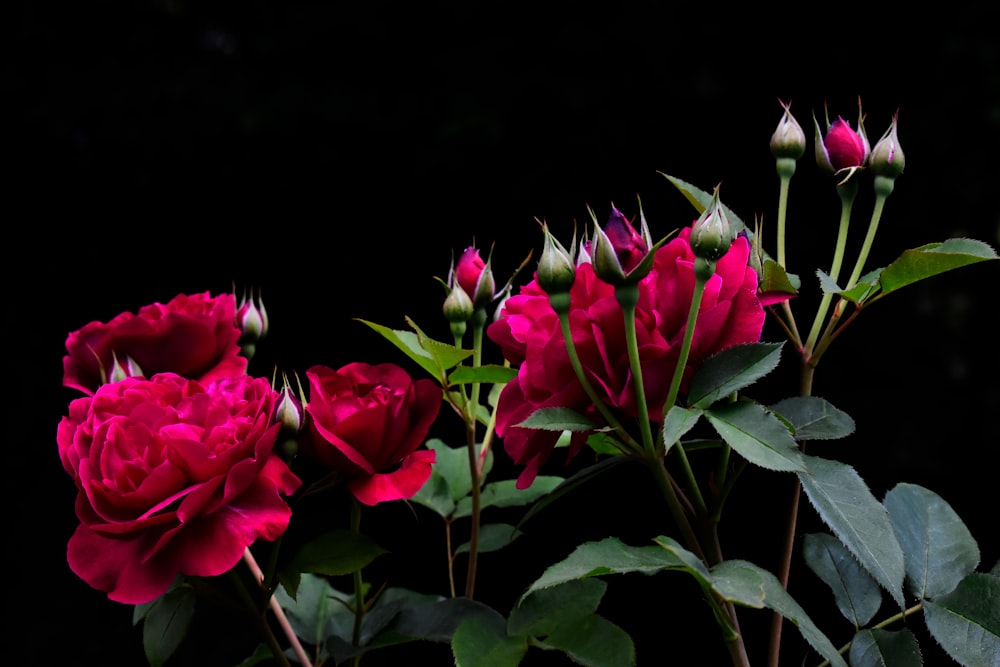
[703,400,805,472]
[544,613,636,667]
[710,560,848,667]
[848,628,922,667]
[455,476,564,517]
[884,482,981,599]
[877,238,999,298]
[819,268,880,303]
[274,573,353,652]
[448,364,518,385]
[357,587,444,647]
[662,405,702,454]
[924,572,1000,667]
[516,406,597,431]
[761,258,800,295]
[520,537,687,603]
[769,396,856,441]
[356,318,473,378]
[142,585,196,667]
[687,342,784,409]
[455,523,522,554]
[797,455,906,608]
[658,172,749,235]
[286,529,388,578]
[235,643,277,666]
[453,612,528,667]
[386,597,504,645]
[802,532,882,627]
[509,579,607,636]
[411,439,476,517]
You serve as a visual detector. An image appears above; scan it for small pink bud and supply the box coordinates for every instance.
[814,100,870,179]
[275,372,305,434]
[454,246,496,310]
[235,286,268,343]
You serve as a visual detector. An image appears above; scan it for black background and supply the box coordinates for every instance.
[9,2,999,666]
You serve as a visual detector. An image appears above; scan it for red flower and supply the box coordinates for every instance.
[57,373,301,604]
[488,224,765,488]
[302,363,441,505]
[62,291,247,396]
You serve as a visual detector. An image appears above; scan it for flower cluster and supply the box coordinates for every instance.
[56,99,999,667]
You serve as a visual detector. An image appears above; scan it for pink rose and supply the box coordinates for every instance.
[302,363,441,506]
[62,291,248,396]
[488,224,765,488]
[57,373,301,604]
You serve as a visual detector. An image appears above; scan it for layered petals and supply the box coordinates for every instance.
[63,291,247,396]
[302,362,441,505]
[58,373,300,604]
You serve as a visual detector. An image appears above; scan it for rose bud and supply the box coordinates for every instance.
[455,246,497,310]
[770,98,806,160]
[870,110,905,180]
[690,186,734,262]
[814,100,870,177]
[536,221,577,299]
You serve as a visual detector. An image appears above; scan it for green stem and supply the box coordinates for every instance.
[616,283,655,454]
[644,457,748,667]
[805,179,857,352]
[549,292,643,455]
[844,176,895,291]
[464,418,482,599]
[350,499,365,662]
[816,603,924,667]
[671,438,707,514]
[464,307,487,599]
[775,157,796,269]
[469,308,487,422]
[659,258,711,511]
[662,259,709,419]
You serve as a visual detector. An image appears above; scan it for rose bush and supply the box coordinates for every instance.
[487,221,765,488]
[57,372,301,604]
[301,362,442,506]
[62,291,247,395]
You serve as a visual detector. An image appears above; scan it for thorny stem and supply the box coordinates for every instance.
[241,548,311,667]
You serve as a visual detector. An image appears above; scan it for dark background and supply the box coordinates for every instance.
[9,2,999,665]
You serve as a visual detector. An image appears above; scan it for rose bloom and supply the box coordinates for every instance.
[301,362,441,506]
[488,223,765,488]
[57,373,301,604]
[63,291,248,396]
